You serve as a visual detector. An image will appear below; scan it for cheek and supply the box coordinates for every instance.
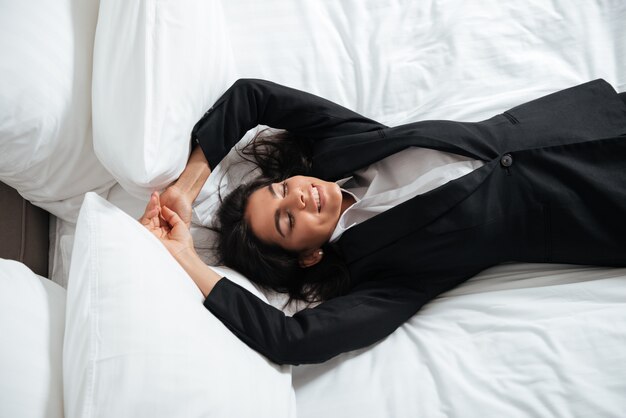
[299,213,327,237]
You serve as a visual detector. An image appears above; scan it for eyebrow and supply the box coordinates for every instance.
[267,184,285,238]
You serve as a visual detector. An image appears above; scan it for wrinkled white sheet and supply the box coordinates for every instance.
[222,0,625,125]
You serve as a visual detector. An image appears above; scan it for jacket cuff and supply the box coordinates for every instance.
[203,276,231,309]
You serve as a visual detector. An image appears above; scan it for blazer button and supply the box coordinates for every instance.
[500,153,513,167]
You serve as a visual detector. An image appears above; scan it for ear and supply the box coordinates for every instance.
[298,248,324,268]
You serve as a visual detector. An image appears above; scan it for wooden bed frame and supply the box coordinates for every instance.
[0,181,50,277]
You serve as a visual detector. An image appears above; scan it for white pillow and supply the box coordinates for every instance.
[0,0,116,223]
[92,0,238,200]
[63,193,296,418]
[0,259,66,418]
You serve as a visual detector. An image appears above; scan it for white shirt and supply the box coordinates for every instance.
[329,147,484,243]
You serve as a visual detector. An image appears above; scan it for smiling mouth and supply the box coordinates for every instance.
[312,185,321,212]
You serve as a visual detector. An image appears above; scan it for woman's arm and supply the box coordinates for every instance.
[204,277,430,365]
[159,144,211,227]
[174,248,223,298]
[170,144,212,203]
[191,78,387,170]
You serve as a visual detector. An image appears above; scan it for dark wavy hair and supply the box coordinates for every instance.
[209,129,351,308]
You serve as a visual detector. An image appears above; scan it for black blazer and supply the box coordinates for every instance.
[192,78,626,365]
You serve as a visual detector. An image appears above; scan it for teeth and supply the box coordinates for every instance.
[312,186,320,211]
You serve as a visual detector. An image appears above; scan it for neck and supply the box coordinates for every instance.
[339,191,356,216]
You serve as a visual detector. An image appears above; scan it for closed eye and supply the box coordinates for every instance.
[282,183,295,230]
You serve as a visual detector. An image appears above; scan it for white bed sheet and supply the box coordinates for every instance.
[47,0,626,416]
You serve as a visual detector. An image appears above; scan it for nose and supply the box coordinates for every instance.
[285,186,306,210]
[296,188,306,209]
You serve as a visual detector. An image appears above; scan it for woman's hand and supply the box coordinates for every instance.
[140,191,196,261]
[139,191,223,298]
[159,185,193,228]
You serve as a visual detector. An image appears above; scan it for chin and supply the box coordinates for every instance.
[330,182,342,206]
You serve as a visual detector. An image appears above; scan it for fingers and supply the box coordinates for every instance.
[140,192,160,224]
[146,191,167,228]
[140,193,185,234]
[161,205,184,228]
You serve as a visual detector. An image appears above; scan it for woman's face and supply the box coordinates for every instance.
[245,175,344,253]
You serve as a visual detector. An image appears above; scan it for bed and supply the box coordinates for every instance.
[1,0,625,417]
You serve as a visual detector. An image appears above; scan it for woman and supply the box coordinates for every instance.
[141,78,626,365]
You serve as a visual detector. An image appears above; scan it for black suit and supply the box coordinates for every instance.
[192,78,626,365]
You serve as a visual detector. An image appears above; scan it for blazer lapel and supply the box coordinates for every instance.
[334,159,497,264]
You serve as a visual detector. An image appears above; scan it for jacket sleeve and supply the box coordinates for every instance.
[203,276,430,365]
[190,78,386,170]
